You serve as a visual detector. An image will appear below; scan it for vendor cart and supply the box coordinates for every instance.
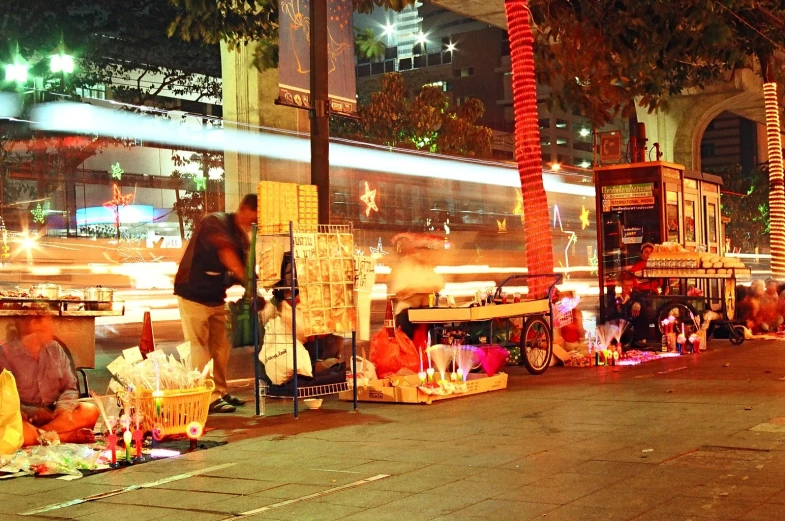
[634,267,750,345]
[0,299,124,394]
[408,273,562,375]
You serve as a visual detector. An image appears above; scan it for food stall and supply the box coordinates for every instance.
[0,286,123,371]
[595,161,747,344]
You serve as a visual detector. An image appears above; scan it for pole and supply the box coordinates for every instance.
[310,0,330,225]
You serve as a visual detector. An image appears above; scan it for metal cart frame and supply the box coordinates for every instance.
[408,273,562,375]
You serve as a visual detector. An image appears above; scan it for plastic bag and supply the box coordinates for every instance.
[348,355,377,388]
[259,316,313,385]
[369,328,420,378]
[0,369,24,455]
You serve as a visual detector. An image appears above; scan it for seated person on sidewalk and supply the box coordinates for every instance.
[610,271,651,348]
[0,313,99,446]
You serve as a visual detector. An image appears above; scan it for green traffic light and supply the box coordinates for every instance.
[50,54,75,74]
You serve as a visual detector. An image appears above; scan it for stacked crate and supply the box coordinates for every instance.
[297,184,318,228]
[257,181,319,233]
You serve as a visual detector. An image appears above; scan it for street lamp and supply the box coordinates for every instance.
[4,62,29,84]
[49,53,75,74]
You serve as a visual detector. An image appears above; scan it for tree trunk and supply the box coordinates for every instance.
[505,0,554,298]
[759,51,785,280]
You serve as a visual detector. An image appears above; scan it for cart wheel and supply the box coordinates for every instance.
[729,325,745,345]
[657,303,699,334]
[520,317,552,375]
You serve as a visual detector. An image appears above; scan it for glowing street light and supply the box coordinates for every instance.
[550,162,561,172]
[382,23,395,37]
[417,32,428,45]
[578,128,590,138]
[4,62,29,84]
[50,53,75,74]
[446,42,456,52]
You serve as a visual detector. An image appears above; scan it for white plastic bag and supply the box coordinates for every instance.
[0,369,24,455]
[349,355,377,388]
[259,316,313,385]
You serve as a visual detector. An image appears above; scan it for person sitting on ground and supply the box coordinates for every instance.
[0,313,99,446]
[759,279,782,332]
[554,290,587,355]
[611,271,651,348]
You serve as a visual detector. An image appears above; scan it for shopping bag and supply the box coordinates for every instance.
[348,345,378,387]
[0,369,24,455]
[369,327,420,378]
[228,229,258,348]
[259,316,313,385]
[228,298,255,348]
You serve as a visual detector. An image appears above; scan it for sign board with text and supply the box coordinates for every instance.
[601,183,655,212]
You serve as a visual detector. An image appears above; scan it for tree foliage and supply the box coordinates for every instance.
[529,0,785,126]
[714,165,769,253]
[1,0,221,104]
[332,73,493,158]
[168,0,416,70]
[355,28,387,62]
[0,0,222,224]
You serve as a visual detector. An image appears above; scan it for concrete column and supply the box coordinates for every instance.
[221,43,311,210]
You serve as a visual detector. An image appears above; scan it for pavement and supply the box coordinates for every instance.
[5,338,785,521]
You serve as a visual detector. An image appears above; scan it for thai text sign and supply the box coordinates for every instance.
[602,183,655,211]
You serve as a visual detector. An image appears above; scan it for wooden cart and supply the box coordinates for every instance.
[634,267,750,345]
[408,274,562,375]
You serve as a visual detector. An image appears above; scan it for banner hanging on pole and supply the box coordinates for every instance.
[277,0,357,115]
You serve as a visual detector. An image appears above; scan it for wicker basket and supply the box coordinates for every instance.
[125,380,214,438]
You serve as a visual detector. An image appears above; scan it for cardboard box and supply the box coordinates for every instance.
[339,372,508,404]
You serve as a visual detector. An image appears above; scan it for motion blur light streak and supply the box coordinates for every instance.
[30,102,594,196]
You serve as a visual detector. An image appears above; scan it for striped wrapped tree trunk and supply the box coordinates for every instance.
[505,0,554,298]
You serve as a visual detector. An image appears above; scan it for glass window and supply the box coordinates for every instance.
[707,202,717,242]
[666,191,679,242]
[556,138,568,146]
[555,119,568,129]
[684,199,696,242]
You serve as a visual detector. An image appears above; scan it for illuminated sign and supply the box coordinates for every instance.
[601,183,655,212]
[76,205,154,226]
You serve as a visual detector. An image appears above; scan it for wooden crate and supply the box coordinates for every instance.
[339,372,508,404]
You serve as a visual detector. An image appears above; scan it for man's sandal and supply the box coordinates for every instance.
[208,398,236,414]
[222,394,246,406]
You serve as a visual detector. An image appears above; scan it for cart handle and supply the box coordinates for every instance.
[493,273,563,301]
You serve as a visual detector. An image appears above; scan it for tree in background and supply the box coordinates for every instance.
[529,0,785,127]
[355,28,387,62]
[713,165,769,254]
[1,0,222,229]
[168,0,415,70]
[333,73,493,157]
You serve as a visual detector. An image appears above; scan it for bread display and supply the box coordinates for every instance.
[642,242,747,277]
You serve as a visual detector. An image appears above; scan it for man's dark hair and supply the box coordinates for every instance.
[239,194,258,211]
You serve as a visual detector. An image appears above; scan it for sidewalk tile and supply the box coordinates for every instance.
[317,487,412,508]
[449,498,559,519]
[1,484,119,515]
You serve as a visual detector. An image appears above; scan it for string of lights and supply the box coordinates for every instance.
[506,0,554,299]
[763,82,785,279]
